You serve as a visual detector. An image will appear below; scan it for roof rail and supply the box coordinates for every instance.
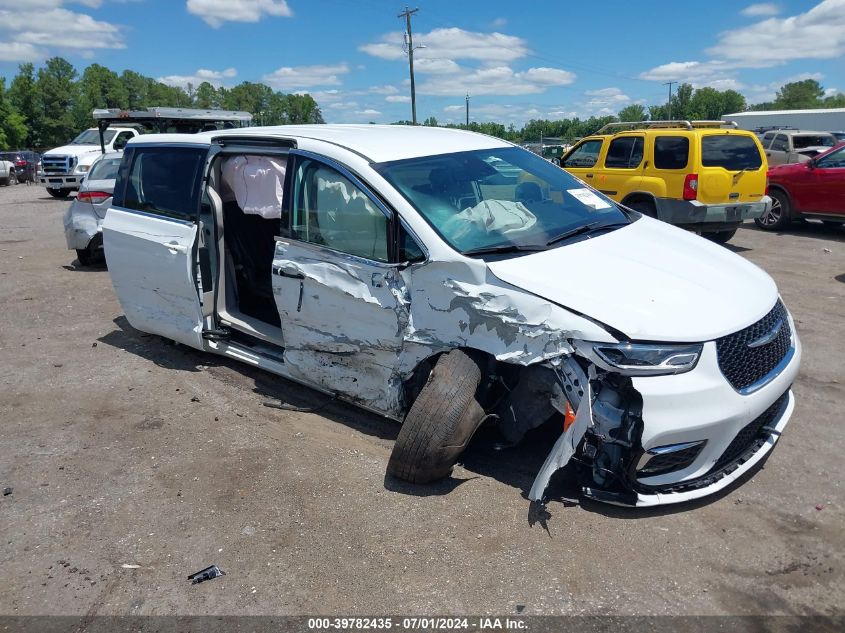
[593,120,738,135]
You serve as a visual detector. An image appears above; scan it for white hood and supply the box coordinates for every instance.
[487,217,778,342]
[44,145,102,158]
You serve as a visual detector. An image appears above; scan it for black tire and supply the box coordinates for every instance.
[705,228,738,244]
[627,198,657,218]
[387,350,484,484]
[755,189,791,230]
[8,171,17,185]
[47,188,71,198]
[76,247,95,266]
[821,220,842,228]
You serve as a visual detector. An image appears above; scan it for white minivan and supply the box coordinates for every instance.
[102,125,801,507]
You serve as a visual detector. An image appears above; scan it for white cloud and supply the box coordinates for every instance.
[158,67,238,89]
[745,72,824,102]
[0,41,43,62]
[326,101,359,110]
[186,0,292,28]
[262,63,350,90]
[368,85,399,95]
[0,6,124,61]
[490,17,507,28]
[414,58,462,75]
[418,66,575,97]
[584,87,632,109]
[355,108,381,116]
[708,0,845,65]
[385,95,410,103]
[640,60,735,82]
[360,27,529,64]
[741,3,780,16]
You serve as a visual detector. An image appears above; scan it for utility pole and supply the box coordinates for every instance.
[663,81,676,120]
[465,93,469,127]
[399,6,419,124]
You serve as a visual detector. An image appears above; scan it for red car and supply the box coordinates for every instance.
[756,143,845,230]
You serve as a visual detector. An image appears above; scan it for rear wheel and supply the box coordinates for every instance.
[8,171,17,185]
[755,189,791,230]
[704,228,738,244]
[387,350,484,484]
[47,188,72,198]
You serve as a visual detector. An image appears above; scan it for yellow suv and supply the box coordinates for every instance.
[559,121,771,243]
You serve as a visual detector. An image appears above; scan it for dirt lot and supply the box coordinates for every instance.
[0,183,843,617]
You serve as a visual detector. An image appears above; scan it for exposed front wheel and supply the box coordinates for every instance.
[755,190,791,230]
[387,350,484,484]
[47,188,72,198]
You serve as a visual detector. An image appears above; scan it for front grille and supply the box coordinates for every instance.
[716,300,792,391]
[638,443,704,477]
[42,155,72,175]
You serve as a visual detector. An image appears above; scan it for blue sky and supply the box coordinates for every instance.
[1,0,843,125]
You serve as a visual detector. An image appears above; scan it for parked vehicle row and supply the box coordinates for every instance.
[757,129,837,166]
[81,124,800,508]
[0,151,40,184]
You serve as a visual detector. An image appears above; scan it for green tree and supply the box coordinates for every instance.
[120,70,149,109]
[0,79,28,149]
[36,57,79,147]
[193,81,220,109]
[774,79,824,109]
[618,104,646,122]
[8,63,39,147]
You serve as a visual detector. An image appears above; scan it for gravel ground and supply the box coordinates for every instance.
[0,183,843,617]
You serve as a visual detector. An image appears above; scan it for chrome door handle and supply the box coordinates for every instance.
[585,173,594,178]
[165,241,188,254]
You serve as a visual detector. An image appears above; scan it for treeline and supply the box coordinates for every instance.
[0,57,324,150]
[408,80,845,144]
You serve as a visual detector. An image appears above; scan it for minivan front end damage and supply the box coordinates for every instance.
[526,314,801,506]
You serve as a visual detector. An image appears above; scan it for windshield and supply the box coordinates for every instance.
[793,135,836,149]
[700,135,763,170]
[88,156,123,181]
[71,129,116,145]
[374,147,629,255]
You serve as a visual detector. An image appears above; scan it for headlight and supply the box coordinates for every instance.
[75,164,91,174]
[576,341,702,376]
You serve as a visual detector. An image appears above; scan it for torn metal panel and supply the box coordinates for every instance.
[63,205,101,250]
[272,240,409,417]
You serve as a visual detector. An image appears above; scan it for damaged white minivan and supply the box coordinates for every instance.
[102,125,801,506]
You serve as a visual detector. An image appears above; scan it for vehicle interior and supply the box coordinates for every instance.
[205,152,288,344]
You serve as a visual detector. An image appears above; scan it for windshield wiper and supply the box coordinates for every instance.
[546,221,628,246]
[461,243,548,257]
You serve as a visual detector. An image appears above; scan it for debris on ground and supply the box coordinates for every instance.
[815,504,827,511]
[188,564,226,585]
[120,563,141,569]
[3,486,12,496]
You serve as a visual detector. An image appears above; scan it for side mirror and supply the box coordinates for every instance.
[806,158,816,169]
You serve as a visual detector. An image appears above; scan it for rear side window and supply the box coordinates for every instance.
[604,136,644,168]
[700,135,763,170]
[771,135,789,151]
[654,136,689,169]
[120,147,207,220]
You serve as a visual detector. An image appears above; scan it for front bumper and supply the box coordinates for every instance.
[40,174,82,189]
[655,196,770,228]
[530,310,801,507]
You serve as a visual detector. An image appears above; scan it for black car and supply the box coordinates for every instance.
[0,151,41,183]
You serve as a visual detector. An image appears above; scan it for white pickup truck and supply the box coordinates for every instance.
[40,107,253,198]
[0,157,17,186]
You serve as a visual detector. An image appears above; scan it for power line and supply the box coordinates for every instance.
[398,6,420,124]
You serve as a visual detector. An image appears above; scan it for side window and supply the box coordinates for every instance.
[816,147,845,168]
[398,223,425,264]
[654,136,690,169]
[604,136,644,169]
[291,158,390,263]
[122,147,206,220]
[761,132,775,148]
[771,135,789,152]
[113,131,134,150]
[561,140,603,168]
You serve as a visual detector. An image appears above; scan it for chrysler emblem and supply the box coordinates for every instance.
[747,318,783,348]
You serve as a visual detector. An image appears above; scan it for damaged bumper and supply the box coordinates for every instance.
[529,318,801,507]
[63,205,102,251]
[655,196,770,228]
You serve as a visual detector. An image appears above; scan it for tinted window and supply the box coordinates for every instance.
[88,156,123,181]
[654,136,690,169]
[701,135,763,170]
[122,147,206,220]
[604,136,644,169]
[375,147,629,256]
[793,135,836,149]
[816,147,845,168]
[72,129,116,145]
[771,135,789,151]
[561,140,603,168]
[291,158,389,262]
